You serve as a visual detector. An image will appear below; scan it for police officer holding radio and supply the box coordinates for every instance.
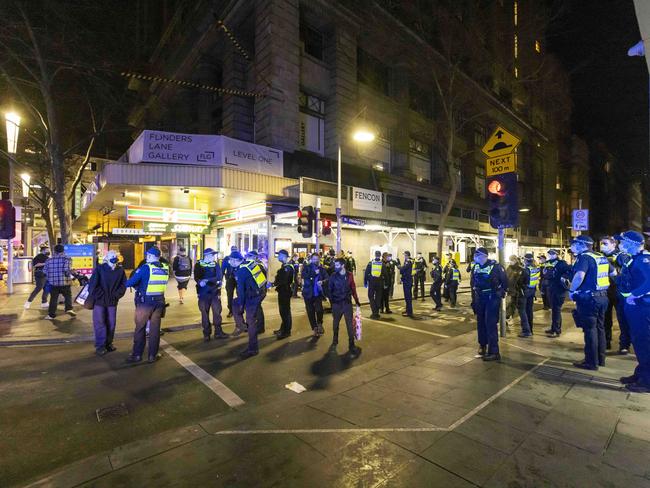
[364,250,385,319]
[472,247,508,361]
[194,248,228,341]
[125,247,169,364]
[568,235,615,371]
[616,231,650,392]
[544,249,571,338]
[517,253,539,337]
[399,250,415,318]
[272,249,294,340]
[600,236,632,353]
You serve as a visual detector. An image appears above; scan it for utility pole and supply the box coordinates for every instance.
[315,197,321,252]
[498,227,506,338]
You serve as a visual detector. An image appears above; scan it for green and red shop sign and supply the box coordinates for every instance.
[126,205,208,225]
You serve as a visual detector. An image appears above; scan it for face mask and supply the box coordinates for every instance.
[43,251,50,255]
[110,258,118,264]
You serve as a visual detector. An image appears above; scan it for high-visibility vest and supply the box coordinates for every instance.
[371,260,382,277]
[451,269,460,281]
[527,266,540,288]
[582,252,610,291]
[199,260,216,269]
[408,260,416,276]
[145,263,169,296]
[242,260,267,289]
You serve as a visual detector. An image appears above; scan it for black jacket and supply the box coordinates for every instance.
[87,263,127,307]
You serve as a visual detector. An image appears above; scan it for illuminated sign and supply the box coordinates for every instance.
[126,205,208,225]
[64,244,95,276]
[112,228,145,236]
[143,222,210,234]
[216,202,270,225]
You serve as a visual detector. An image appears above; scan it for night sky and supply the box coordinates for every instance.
[547,0,649,176]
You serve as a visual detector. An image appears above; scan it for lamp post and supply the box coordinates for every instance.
[5,112,20,294]
[336,126,375,256]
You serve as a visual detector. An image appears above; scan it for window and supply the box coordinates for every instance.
[409,82,435,119]
[359,125,391,170]
[297,92,325,155]
[419,200,441,214]
[473,125,488,148]
[300,23,324,60]
[450,207,462,218]
[357,48,390,96]
[386,194,414,210]
[475,165,486,198]
[409,137,431,183]
[535,40,541,53]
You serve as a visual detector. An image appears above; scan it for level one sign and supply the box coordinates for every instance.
[486,154,517,176]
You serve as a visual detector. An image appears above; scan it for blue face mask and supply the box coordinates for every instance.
[110,258,119,264]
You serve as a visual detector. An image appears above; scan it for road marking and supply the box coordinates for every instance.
[214,427,448,435]
[364,316,450,338]
[160,339,245,408]
[502,340,549,357]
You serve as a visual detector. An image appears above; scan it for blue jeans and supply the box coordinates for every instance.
[518,293,535,334]
[93,305,117,350]
[198,293,223,337]
[28,273,49,303]
[132,301,164,358]
[476,292,501,354]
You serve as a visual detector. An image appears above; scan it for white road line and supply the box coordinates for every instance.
[214,427,448,435]
[364,317,450,338]
[502,340,549,357]
[446,358,549,431]
[160,339,245,408]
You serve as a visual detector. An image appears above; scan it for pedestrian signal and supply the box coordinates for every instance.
[297,206,315,238]
[487,173,518,229]
[322,219,332,236]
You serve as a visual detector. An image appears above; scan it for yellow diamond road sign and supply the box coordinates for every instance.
[486,154,517,176]
[482,126,521,158]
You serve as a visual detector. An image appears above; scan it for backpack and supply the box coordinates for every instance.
[177,256,191,271]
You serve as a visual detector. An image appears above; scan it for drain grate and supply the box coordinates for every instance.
[96,403,129,422]
[535,365,622,387]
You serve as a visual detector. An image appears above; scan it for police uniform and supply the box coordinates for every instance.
[328,267,361,356]
[302,260,328,335]
[517,258,539,337]
[430,261,443,310]
[194,250,227,340]
[399,253,415,317]
[364,255,385,319]
[223,248,238,316]
[235,255,267,357]
[467,261,479,314]
[273,252,294,338]
[603,249,632,352]
[472,249,508,359]
[413,255,427,300]
[544,250,571,337]
[538,257,551,309]
[445,265,461,307]
[381,256,394,313]
[570,237,611,370]
[125,248,169,363]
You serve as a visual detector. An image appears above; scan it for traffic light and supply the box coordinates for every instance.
[322,218,332,236]
[487,172,518,229]
[297,205,314,238]
[0,200,16,239]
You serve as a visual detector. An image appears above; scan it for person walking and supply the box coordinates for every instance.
[272,249,294,340]
[172,247,192,304]
[600,236,631,353]
[302,252,328,337]
[25,244,50,309]
[544,249,571,338]
[125,247,169,363]
[472,247,508,361]
[43,244,76,320]
[328,258,362,358]
[517,253,539,338]
[87,250,126,356]
[364,250,385,319]
[400,250,415,318]
[413,252,427,301]
[430,256,444,311]
[444,260,461,307]
[195,248,228,341]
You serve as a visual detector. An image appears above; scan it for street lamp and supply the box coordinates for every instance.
[5,112,20,295]
[336,124,376,255]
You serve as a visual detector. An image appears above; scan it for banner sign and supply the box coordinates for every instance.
[126,130,283,177]
[143,222,210,234]
[112,228,145,236]
[352,187,383,213]
[126,205,208,225]
[64,244,95,276]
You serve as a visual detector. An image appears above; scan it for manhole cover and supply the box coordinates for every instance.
[96,403,129,422]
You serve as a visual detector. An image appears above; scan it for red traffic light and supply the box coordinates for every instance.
[297,210,302,218]
[323,219,331,227]
[487,180,505,196]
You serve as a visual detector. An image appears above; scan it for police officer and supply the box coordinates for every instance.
[430,256,443,311]
[538,254,550,309]
[544,249,571,338]
[230,251,267,358]
[445,260,461,307]
[467,256,479,315]
[517,253,539,338]
[290,253,300,297]
[345,250,357,274]
[125,247,169,363]
[568,235,615,371]
[472,247,508,361]
[413,252,427,301]
[364,250,385,319]
[386,252,396,303]
[399,250,415,318]
[328,258,362,358]
[600,236,631,353]
[194,248,228,342]
[222,245,239,317]
[245,250,267,334]
[616,231,650,392]
[302,252,328,337]
[272,249,294,340]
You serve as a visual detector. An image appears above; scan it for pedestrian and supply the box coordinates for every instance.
[345,250,357,274]
[399,250,415,318]
[444,260,461,307]
[246,250,267,334]
[172,247,192,304]
[544,249,571,338]
[505,255,523,321]
[25,244,50,309]
[195,248,228,341]
[616,231,650,392]
[380,252,393,314]
[413,252,427,301]
[43,244,76,320]
[328,257,362,358]
[302,252,328,337]
[222,245,238,317]
[230,251,267,358]
[364,250,385,319]
[272,249,294,340]
[87,250,127,356]
[290,253,300,297]
[125,247,169,363]
[472,247,508,361]
[517,253,539,338]
[568,235,615,371]
[467,256,479,315]
[430,255,443,311]
[538,254,550,309]
[386,252,396,301]
[600,236,631,353]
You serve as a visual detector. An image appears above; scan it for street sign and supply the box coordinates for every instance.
[572,209,589,231]
[482,126,521,158]
[486,154,517,177]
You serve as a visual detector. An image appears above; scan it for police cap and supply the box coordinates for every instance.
[547,249,559,255]
[475,247,488,257]
[277,249,289,257]
[375,250,381,257]
[229,251,244,260]
[570,235,594,245]
[615,230,644,244]
[524,253,534,259]
[146,246,161,257]
[203,248,217,256]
